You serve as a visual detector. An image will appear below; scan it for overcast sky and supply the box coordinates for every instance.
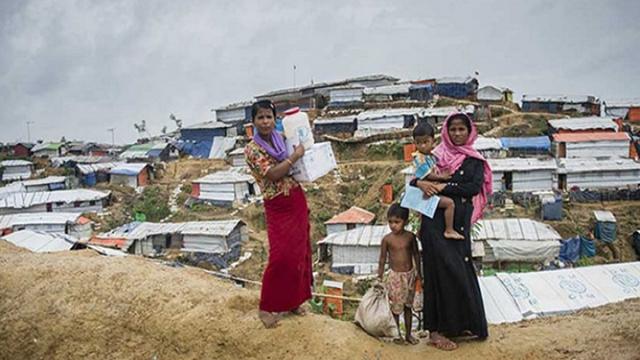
[1,0,639,144]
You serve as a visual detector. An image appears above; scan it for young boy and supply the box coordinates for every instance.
[377,204,422,345]
[412,122,464,240]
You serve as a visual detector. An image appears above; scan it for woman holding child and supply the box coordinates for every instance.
[412,112,493,350]
[244,100,312,328]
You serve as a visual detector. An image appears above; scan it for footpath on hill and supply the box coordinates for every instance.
[1,241,639,360]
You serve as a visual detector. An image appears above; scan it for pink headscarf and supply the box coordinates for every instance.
[433,112,493,224]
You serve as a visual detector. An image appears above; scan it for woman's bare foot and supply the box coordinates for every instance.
[291,306,307,316]
[429,332,457,351]
[444,229,465,240]
[259,310,281,328]
[406,335,420,345]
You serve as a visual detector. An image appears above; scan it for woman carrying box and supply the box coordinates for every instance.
[244,99,312,328]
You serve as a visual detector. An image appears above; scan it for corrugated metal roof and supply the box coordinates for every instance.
[0,212,81,229]
[215,101,253,111]
[488,158,557,172]
[419,105,475,117]
[314,116,357,125]
[183,120,231,130]
[317,225,387,247]
[109,163,148,176]
[552,132,630,143]
[96,219,244,250]
[51,156,111,167]
[604,99,640,108]
[0,176,67,199]
[363,83,411,95]
[1,160,33,166]
[2,230,78,252]
[548,117,617,131]
[473,218,561,242]
[194,168,253,184]
[523,94,598,103]
[32,142,64,152]
[474,137,503,151]
[593,210,616,223]
[76,162,125,175]
[356,107,426,121]
[119,142,169,160]
[0,189,110,209]
[325,206,376,225]
[500,136,551,150]
[557,158,640,173]
[436,76,476,84]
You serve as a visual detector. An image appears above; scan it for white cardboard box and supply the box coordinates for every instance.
[289,142,337,182]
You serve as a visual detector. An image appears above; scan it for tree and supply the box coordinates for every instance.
[169,113,183,129]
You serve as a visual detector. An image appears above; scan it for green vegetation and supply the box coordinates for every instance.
[131,185,171,222]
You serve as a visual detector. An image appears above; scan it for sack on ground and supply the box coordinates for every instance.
[413,279,423,312]
[354,284,399,338]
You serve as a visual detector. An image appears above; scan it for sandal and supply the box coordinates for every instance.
[429,333,458,351]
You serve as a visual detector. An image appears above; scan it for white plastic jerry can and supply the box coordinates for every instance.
[282,107,314,154]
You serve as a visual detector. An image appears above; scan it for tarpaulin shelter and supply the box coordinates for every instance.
[593,210,616,244]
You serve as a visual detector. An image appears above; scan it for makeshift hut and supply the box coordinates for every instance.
[76,162,123,186]
[0,212,92,239]
[0,176,67,199]
[179,121,234,159]
[328,85,364,108]
[324,206,376,235]
[1,160,33,182]
[477,85,513,103]
[417,105,475,127]
[0,189,110,215]
[226,148,246,167]
[109,163,151,188]
[488,158,557,193]
[191,168,260,207]
[552,132,631,159]
[547,116,618,134]
[355,107,424,137]
[362,83,411,102]
[11,143,34,157]
[473,218,562,263]
[474,136,505,159]
[593,211,617,244]
[434,76,478,99]
[2,230,82,253]
[604,99,640,121]
[215,101,253,132]
[317,225,388,275]
[522,95,600,116]
[500,136,551,157]
[119,142,175,162]
[557,158,640,190]
[31,142,67,158]
[90,220,247,266]
[313,116,357,137]
[408,83,435,101]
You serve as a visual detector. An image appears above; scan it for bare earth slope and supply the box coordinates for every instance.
[1,241,639,360]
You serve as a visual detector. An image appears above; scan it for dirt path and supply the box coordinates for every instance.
[1,241,639,360]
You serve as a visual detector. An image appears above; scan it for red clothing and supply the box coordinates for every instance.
[260,186,313,312]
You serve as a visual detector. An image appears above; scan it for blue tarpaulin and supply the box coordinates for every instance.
[595,221,617,244]
[500,136,551,150]
[559,236,596,263]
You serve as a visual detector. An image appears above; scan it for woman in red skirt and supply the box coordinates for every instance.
[244,99,312,328]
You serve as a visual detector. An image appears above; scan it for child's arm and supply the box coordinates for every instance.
[426,169,452,182]
[412,234,422,281]
[377,237,388,281]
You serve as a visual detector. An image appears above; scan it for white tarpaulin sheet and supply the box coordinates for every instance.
[484,262,640,323]
[209,137,237,159]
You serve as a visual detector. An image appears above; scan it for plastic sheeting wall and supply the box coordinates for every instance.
[564,141,629,159]
[479,262,640,324]
[566,170,640,189]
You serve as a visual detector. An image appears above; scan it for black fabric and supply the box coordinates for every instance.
[416,157,488,338]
